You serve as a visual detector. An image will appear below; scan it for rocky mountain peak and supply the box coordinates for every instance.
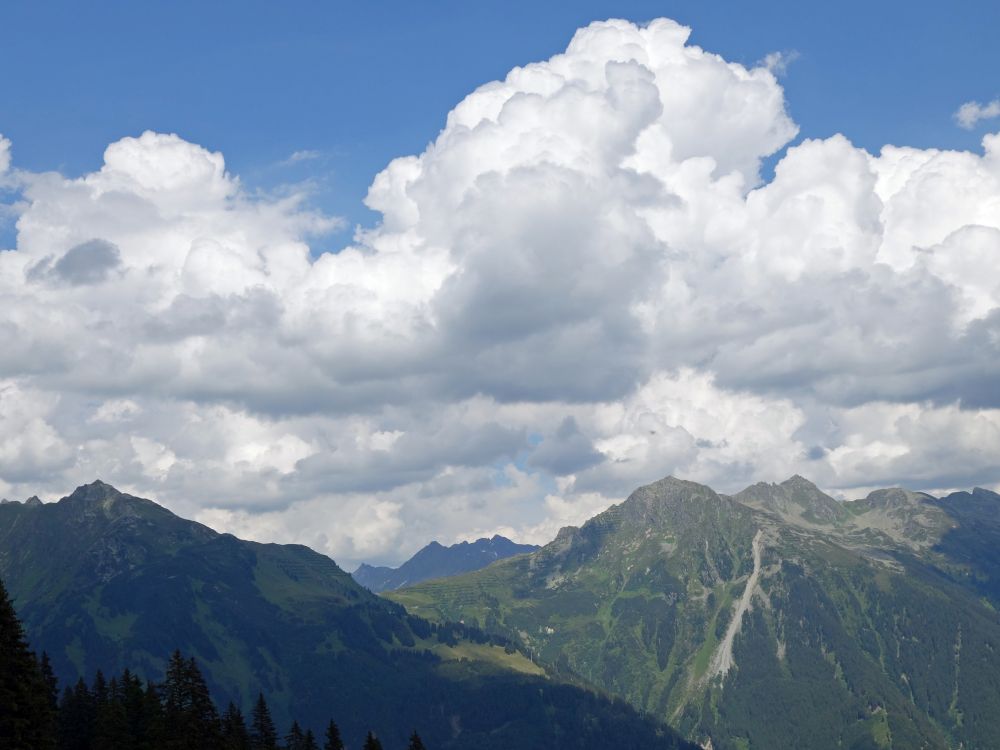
[589,476,757,554]
[938,487,1000,517]
[734,475,846,525]
[971,487,1000,501]
[624,476,719,514]
[863,487,932,510]
[56,480,148,524]
[48,481,217,549]
[781,474,820,490]
[64,479,124,505]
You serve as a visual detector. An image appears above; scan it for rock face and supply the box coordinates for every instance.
[353,535,539,593]
[0,480,698,750]
[389,475,1000,750]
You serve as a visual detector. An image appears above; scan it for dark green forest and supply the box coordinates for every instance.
[2,574,697,750]
[1,576,409,750]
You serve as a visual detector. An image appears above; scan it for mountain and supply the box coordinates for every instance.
[387,475,1000,750]
[0,480,697,750]
[354,535,540,593]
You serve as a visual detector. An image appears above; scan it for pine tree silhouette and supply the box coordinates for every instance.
[94,673,129,748]
[323,719,345,750]
[250,692,278,750]
[163,650,221,748]
[285,719,307,750]
[35,652,59,749]
[58,678,95,750]
[140,679,166,749]
[0,576,55,749]
[221,701,251,750]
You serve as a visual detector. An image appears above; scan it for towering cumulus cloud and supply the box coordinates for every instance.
[0,19,998,564]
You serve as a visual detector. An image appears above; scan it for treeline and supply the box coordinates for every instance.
[1,579,424,750]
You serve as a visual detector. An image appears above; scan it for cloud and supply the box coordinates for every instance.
[528,417,605,476]
[281,150,322,166]
[27,239,123,285]
[0,19,999,566]
[0,134,10,174]
[758,50,799,77]
[0,382,74,487]
[825,400,1000,491]
[576,370,808,495]
[955,99,1000,129]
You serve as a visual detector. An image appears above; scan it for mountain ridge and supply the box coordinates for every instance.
[353,534,539,593]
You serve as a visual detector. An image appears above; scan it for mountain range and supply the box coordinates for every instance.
[5,475,1000,749]
[387,475,1000,750]
[0,480,695,750]
[353,536,539,593]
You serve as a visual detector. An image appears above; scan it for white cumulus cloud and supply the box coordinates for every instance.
[0,19,999,566]
[955,99,1000,129]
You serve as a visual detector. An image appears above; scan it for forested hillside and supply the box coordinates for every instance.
[389,476,1000,749]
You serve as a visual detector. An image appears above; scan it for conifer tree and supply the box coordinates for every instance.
[363,730,384,750]
[163,651,221,749]
[221,701,251,750]
[94,673,129,748]
[34,652,59,750]
[408,730,427,750]
[285,719,306,750]
[92,669,109,709]
[303,729,320,750]
[0,577,53,749]
[58,678,96,750]
[117,669,147,748]
[323,720,345,750]
[57,686,78,750]
[140,680,166,749]
[250,692,278,750]
[186,656,221,743]
[163,650,188,711]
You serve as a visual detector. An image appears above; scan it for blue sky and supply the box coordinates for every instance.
[3,0,998,241]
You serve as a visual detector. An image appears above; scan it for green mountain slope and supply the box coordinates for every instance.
[388,476,1000,750]
[0,481,697,750]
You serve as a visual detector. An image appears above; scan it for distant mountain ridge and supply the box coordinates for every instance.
[354,535,539,592]
[0,480,696,750]
[389,475,1000,750]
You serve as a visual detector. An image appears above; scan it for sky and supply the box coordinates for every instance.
[1,2,999,567]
